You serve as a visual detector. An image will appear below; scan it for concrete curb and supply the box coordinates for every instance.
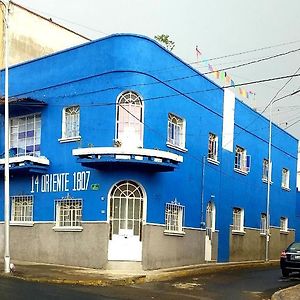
[271,284,300,300]
[0,260,279,287]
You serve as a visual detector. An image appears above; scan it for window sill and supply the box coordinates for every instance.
[232,230,245,236]
[166,142,188,153]
[262,178,273,184]
[281,186,291,192]
[234,168,248,176]
[280,230,289,235]
[52,226,83,232]
[10,221,34,227]
[207,157,220,165]
[164,230,185,237]
[58,136,81,143]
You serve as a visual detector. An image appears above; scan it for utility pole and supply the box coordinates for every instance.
[2,0,10,273]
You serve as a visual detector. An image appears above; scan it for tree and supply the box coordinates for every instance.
[154,34,175,51]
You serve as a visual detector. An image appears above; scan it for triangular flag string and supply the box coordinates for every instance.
[195,46,256,101]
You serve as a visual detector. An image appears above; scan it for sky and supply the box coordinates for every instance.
[16,0,300,142]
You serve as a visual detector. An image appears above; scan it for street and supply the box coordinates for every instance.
[0,266,299,300]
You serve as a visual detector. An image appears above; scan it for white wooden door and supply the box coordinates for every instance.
[108,181,144,261]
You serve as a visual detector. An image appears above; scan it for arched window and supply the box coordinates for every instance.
[116,91,143,148]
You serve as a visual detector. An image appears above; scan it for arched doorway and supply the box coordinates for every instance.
[108,180,145,261]
[205,201,216,261]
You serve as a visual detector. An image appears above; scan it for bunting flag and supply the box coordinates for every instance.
[196,47,255,100]
[196,46,202,61]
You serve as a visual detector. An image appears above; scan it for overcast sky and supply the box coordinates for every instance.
[17,0,300,141]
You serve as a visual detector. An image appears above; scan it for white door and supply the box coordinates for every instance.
[108,180,144,261]
[205,202,215,261]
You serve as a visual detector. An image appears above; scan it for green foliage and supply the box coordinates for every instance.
[154,34,175,51]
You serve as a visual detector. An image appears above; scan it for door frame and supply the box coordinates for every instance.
[107,179,147,261]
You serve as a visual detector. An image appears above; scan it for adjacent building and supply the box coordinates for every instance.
[0,34,297,270]
[0,1,89,67]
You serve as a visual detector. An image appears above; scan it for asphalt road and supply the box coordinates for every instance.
[0,266,299,300]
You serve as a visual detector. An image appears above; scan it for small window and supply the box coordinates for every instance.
[260,213,267,235]
[280,217,288,232]
[167,113,186,150]
[62,105,80,139]
[262,159,270,182]
[165,200,185,234]
[11,195,33,224]
[54,197,82,230]
[208,133,218,162]
[232,207,244,232]
[234,146,250,173]
[281,168,290,190]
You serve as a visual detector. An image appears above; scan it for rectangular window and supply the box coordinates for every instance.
[262,159,269,181]
[62,105,80,139]
[280,217,288,232]
[260,213,267,234]
[167,113,186,149]
[10,113,41,157]
[208,133,218,161]
[11,195,33,224]
[281,168,290,190]
[234,146,250,173]
[55,198,82,229]
[232,207,244,232]
[165,200,185,234]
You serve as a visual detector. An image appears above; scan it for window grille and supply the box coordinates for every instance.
[232,207,244,232]
[63,105,80,138]
[55,197,82,227]
[165,200,184,233]
[208,133,218,161]
[11,195,33,223]
[260,213,267,234]
[280,217,288,232]
[234,146,250,173]
[168,113,185,148]
[262,159,269,181]
[281,168,290,189]
[10,113,41,157]
[116,91,143,147]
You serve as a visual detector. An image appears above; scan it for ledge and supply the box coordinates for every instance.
[163,230,185,237]
[166,142,188,153]
[10,221,34,227]
[281,186,291,192]
[234,168,248,176]
[72,147,183,172]
[207,157,220,165]
[52,226,83,232]
[232,230,246,236]
[58,136,81,143]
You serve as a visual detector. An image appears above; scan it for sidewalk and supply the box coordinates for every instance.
[0,260,299,299]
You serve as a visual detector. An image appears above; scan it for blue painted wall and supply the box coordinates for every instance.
[0,34,298,262]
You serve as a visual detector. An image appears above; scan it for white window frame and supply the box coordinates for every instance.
[281,168,290,190]
[280,217,288,233]
[164,200,185,236]
[208,133,219,163]
[232,207,244,233]
[262,159,269,182]
[10,113,41,157]
[115,91,144,148]
[167,113,186,151]
[234,146,250,174]
[60,105,81,142]
[260,213,267,235]
[10,195,34,226]
[53,197,83,232]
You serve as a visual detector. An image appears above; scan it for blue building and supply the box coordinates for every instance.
[0,34,298,270]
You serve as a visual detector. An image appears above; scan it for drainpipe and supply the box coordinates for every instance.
[200,155,206,228]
